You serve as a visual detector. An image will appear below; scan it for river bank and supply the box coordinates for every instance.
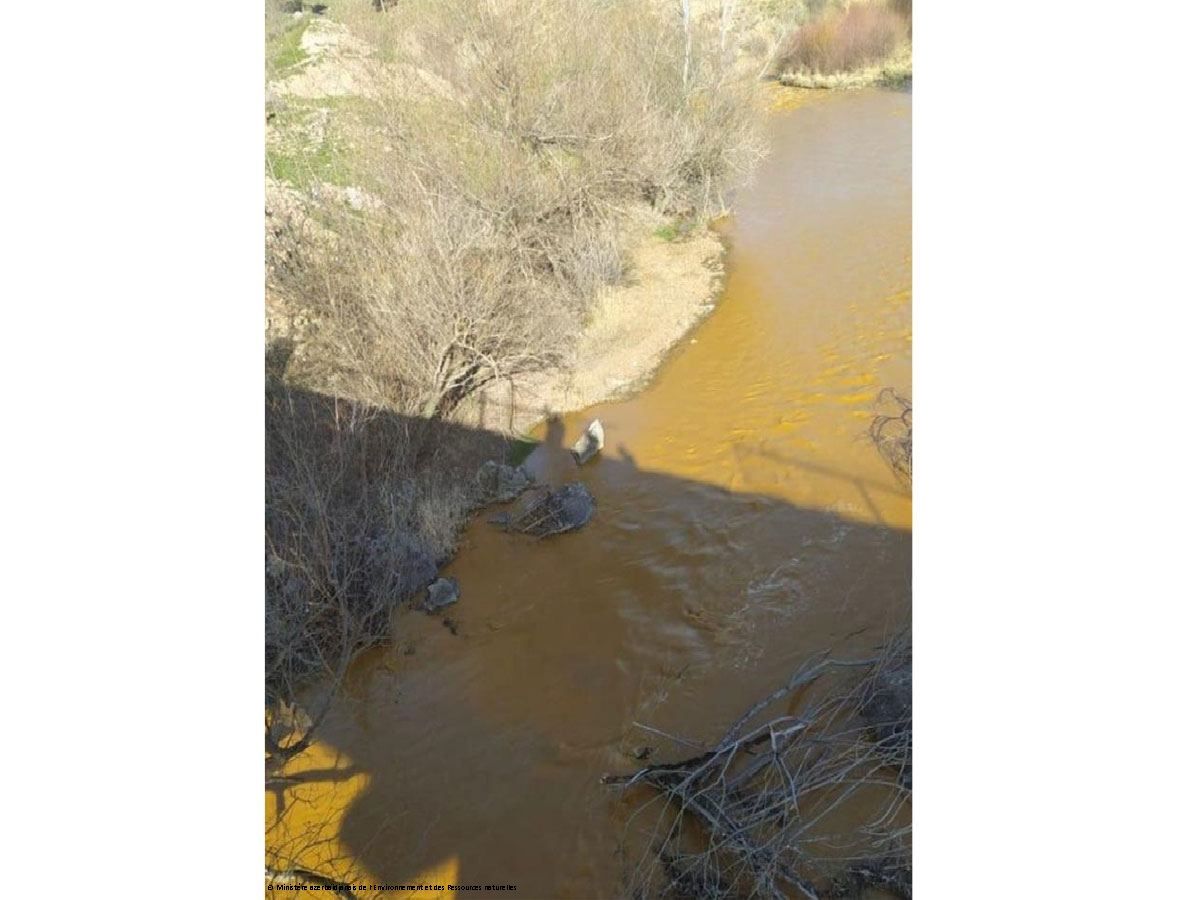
[776,43,912,89]
[264,0,765,795]
[265,6,911,895]
[267,85,912,897]
[264,2,908,440]
[468,214,728,437]
[265,181,731,441]
[264,3,762,436]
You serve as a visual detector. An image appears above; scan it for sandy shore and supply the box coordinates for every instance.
[469,222,726,436]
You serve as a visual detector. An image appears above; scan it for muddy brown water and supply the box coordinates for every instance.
[267,87,912,898]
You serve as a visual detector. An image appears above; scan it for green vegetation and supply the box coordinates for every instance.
[265,149,303,187]
[267,11,309,75]
[272,22,308,71]
[507,436,540,467]
[265,96,371,188]
[265,124,348,189]
[654,219,697,242]
[265,143,347,189]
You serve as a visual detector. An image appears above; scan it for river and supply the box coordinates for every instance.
[267,86,912,898]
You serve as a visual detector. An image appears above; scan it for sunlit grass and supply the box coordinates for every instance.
[269,14,310,75]
[777,42,911,89]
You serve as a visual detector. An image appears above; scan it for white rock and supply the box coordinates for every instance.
[571,419,605,465]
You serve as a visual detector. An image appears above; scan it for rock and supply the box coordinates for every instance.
[552,482,596,531]
[421,577,460,614]
[571,419,605,465]
[499,482,595,537]
[343,186,367,210]
[476,460,533,504]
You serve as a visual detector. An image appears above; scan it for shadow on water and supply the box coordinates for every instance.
[267,377,911,897]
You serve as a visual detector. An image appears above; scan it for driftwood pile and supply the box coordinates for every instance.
[604,639,912,900]
[490,482,596,538]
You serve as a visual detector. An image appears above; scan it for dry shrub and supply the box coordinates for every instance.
[773,2,907,76]
[265,369,502,710]
[371,0,765,220]
[273,0,763,421]
[890,0,913,24]
[263,348,503,767]
[284,192,580,419]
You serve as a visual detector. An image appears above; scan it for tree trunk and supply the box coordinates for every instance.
[682,0,692,86]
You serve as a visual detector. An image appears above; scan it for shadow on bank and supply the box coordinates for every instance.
[266,362,911,898]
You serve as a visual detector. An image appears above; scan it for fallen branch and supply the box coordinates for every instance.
[870,388,912,488]
[266,866,355,900]
[606,638,912,899]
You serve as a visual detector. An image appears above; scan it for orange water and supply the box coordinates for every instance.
[267,87,912,898]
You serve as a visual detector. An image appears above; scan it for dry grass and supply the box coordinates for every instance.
[775,43,911,89]
[772,2,907,78]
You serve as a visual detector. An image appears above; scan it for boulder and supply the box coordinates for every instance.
[571,419,605,465]
[421,577,460,614]
[477,459,533,504]
[497,482,595,537]
[552,482,596,531]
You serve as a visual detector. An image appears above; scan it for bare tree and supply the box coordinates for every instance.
[720,0,739,58]
[274,0,765,422]
[870,388,912,488]
[266,756,373,900]
[682,0,693,85]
